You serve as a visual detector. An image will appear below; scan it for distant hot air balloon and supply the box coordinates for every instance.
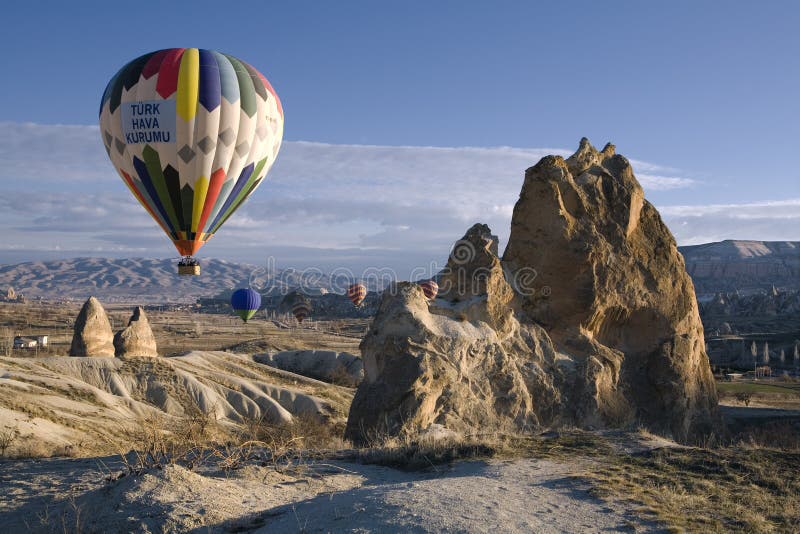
[347,283,367,307]
[230,288,261,322]
[98,48,284,276]
[279,290,312,323]
[419,280,438,300]
[292,301,312,323]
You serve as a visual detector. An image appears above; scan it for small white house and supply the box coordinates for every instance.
[12,335,47,349]
[13,336,38,349]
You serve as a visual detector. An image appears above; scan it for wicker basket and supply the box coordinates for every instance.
[178,264,201,276]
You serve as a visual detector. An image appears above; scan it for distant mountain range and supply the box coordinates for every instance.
[679,240,800,296]
[0,258,328,303]
[0,239,798,302]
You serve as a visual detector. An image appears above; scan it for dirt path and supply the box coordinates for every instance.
[258,458,658,533]
[0,454,661,533]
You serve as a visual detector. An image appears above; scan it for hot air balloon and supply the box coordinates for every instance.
[292,301,312,323]
[419,280,438,300]
[230,288,261,322]
[98,48,284,275]
[347,283,367,307]
[279,290,312,324]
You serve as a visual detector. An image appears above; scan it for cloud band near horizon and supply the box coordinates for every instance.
[0,122,797,272]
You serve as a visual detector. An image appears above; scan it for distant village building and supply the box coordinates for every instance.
[12,335,48,349]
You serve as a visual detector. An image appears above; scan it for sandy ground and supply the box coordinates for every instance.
[0,453,661,533]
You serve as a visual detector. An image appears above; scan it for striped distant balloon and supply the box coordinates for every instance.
[419,280,438,300]
[98,48,284,257]
[230,288,261,322]
[347,283,367,307]
[292,302,312,323]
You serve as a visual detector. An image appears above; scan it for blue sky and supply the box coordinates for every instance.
[1,1,799,273]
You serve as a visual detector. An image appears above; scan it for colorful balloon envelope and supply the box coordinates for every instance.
[98,48,283,266]
[230,288,261,322]
[419,280,438,300]
[347,283,367,307]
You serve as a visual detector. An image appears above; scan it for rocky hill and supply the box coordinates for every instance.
[679,240,800,296]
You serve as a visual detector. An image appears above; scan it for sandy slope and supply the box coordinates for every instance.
[0,454,661,533]
[0,351,352,455]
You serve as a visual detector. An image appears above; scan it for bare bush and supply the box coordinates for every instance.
[735,391,753,406]
[114,412,221,475]
[0,425,20,455]
[0,326,13,356]
[221,414,345,472]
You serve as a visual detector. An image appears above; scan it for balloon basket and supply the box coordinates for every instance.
[178,257,200,276]
[178,264,200,276]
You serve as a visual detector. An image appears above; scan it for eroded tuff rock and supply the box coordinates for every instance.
[344,278,561,444]
[503,138,717,440]
[114,307,158,357]
[346,139,718,444]
[437,223,513,334]
[70,297,115,357]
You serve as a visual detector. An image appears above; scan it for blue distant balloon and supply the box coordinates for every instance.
[230,288,261,322]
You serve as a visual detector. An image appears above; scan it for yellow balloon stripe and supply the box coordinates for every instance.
[177,48,199,121]
[191,176,210,232]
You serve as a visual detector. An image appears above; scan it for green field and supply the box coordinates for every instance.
[716,380,800,395]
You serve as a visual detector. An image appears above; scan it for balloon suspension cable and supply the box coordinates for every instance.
[178,256,200,266]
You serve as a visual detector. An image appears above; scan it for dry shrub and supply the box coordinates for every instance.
[734,391,752,406]
[114,408,227,476]
[220,413,346,471]
[351,427,613,471]
[329,363,358,387]
[12,437,50,459]
[0,425,20,456]
[0,326,13,356]
[352,427,505,471]
[112,408,345,478]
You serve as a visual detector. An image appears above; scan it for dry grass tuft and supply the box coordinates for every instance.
[354,434,496,471]
[110,409,347,479]
[586,445,800,532]
[348,429,609,471]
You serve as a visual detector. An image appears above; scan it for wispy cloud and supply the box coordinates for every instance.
[0,122,793,271]
[659,198,800,245]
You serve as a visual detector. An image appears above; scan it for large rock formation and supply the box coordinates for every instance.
[345,281,561,444]
[114,307,158,358]
[346,139,718,444]
[345,223,562,443]
[70,297,115,357]
[502,138,717,439]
